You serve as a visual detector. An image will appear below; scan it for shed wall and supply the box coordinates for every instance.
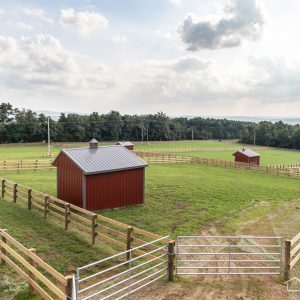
[86,168,144,210]
[53,152,83,207]
[234,152,260,165]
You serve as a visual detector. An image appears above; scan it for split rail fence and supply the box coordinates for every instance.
[0,160,54,172]
[0,229,73,300]
[284,232,300,280]
[0,177,164,255]
[135,151,300,178]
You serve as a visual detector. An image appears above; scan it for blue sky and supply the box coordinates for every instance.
[0,0,300,116]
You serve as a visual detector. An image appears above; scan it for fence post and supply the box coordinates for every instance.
[168,240,175,281]
[65,275,73,299]
[13,183,17,203]
[44,195,49,218]
[0,229,7,266]
[65,203,70,230]
[1,179,5,198]
[27,189,32,210]
[28,248,36,293]
[284,240,291,281]
[126,227,133,260]
[91,215,97,245]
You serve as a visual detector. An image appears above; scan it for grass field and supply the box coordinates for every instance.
[1,141,300,299]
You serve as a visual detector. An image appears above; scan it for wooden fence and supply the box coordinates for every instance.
[285,232,300,280]
[135,151,300,178]
[42,153,56,158]
[0,178,163,254]
[0,160,54,172]
[0,229,72,300]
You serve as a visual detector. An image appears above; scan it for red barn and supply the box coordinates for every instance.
[116,141,134,150]
[233,148,261,165]
[52,139,147,211]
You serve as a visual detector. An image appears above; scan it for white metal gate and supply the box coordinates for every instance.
[176,235,282,275]
[75,236,169,300]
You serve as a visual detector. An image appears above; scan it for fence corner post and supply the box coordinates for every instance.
[91,215,97,245]
[27,189,32,210]
[1,179,5,198]
[65,275,73,299]
[168,240,175,281]
[0,229,7,266]
[28,248,36,293]
[13,183,17,203]
[284,240,291,281]
[126,226,133,260]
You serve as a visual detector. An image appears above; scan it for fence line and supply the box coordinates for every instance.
[0,178,164,255]
[0,160,54,172]
[134,151,300,178]
[284,232,300,280]
[0,229,72,300]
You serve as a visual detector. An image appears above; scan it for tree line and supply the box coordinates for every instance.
[1,102,300,149]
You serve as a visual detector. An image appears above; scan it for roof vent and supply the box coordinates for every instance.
[89,138,98,149]
[242,147,245,151]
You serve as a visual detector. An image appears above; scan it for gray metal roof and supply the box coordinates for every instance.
[234,149,261,157]
[116,141,134,146]
[55,145,147,175]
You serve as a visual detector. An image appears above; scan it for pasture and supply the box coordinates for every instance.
[1,140,300,299]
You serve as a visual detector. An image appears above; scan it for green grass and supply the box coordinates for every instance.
[2,164,300,238]
[181,149,300,166]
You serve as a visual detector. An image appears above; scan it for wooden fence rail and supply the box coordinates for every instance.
[0,160,54,172]
[0,229,72,300]
[284,232,300,280]
[134,151,300,179]
[0,178,163,255]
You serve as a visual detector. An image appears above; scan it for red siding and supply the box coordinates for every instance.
[125,145,134,150]
[86,168,144,211]
[234,152,260,165]
[53,152,83,207]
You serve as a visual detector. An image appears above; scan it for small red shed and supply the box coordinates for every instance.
[52,139,147,211]
[233,148,261,165]
[116,141,134,150]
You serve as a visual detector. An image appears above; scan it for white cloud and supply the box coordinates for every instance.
[177,0,264,50]
[16,22,33,31]
[0,35,82,88]
[169,0,181,6]
[24,8,53,23]
[60,8,108,37]
[112,34,128,43]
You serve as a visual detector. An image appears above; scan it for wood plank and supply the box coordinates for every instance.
[48,210,65,221]
[291,242,300,257]
[48,202,65,213]
[32,201,45,211]
[96,232,126,248]
[69,212,91,225]
[68,219,92,233]
[291,251,300,269]
[1,254,54,300]
[291,232,300,245]
[69,204,96,217]
[1,243,66,299]
[96,224,127,240]
[0,231,67,285]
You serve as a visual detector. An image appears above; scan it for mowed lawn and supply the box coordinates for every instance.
[182,149,300,166]
[2,164,300,238]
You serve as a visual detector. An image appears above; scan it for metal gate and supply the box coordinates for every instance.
[75,236,169,300]
[176,235,283,275]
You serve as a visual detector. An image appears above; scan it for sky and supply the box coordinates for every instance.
[0,0,300,117]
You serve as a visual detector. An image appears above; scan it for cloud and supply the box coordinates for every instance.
[16,22,33,31]
[0,35,83,89]
[60,8,108,37]
[177,0,264,50]
[169,0,181,6]
[24,8,53,23]
[111,34,128,43]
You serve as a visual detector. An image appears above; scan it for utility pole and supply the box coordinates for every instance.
[141,121,144,144]
[47,116,51,156]
[253,126,256,147]
[192,127,194,142]
[146,125,149,144]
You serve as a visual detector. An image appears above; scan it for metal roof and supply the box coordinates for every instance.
[233,149,261,157]
[54,145,147,175]
[90,138,98,143]
[116,141,134,146]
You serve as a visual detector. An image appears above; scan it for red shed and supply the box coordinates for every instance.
[52,139,147,211]
[116,141,134,150]
[233,148,261,165]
